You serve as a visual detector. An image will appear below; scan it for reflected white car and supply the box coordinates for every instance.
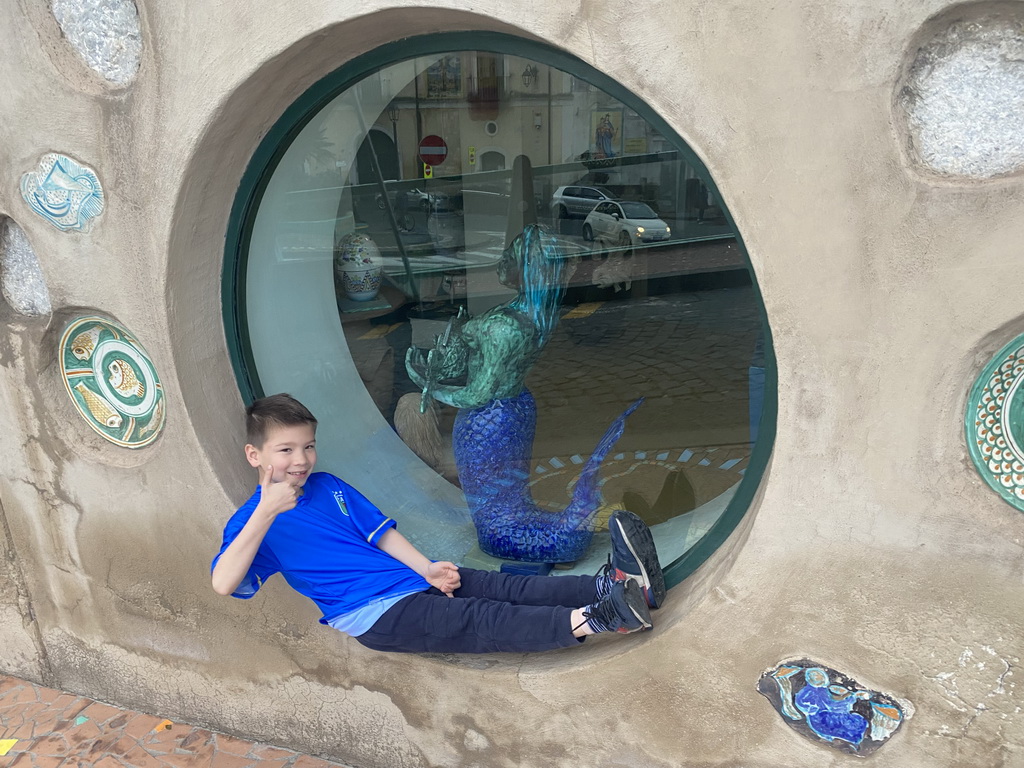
[582,200,671,247]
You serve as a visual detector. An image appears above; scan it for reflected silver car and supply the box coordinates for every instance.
[582,201,671,246]
[550,185,617,219]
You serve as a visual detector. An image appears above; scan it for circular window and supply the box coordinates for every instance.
[225,34,774,587]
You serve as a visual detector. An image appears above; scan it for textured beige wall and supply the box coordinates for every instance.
[1,1,1022,766]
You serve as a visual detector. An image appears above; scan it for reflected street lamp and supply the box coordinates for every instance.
[387,103,400,178]
[521,64,538,89]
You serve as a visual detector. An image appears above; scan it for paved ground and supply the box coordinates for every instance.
[0,676,352,768]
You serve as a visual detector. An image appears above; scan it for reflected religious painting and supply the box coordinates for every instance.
[757,660,907,756]
[426,55,461,98]
[590,109,622,160]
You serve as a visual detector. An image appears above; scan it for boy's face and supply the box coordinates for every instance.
[245,423,317,487]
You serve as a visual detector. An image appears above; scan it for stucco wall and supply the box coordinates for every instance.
[1,1,1022,767]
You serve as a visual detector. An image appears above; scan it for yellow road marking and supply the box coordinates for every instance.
[562,302,603,319]
[358,323,403,340]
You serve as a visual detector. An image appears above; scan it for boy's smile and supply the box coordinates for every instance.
[245,423,317,487]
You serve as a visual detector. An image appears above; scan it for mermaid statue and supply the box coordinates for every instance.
[406,223,642,563]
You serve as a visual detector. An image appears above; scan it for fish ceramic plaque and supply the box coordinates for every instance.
[59,316,165,447]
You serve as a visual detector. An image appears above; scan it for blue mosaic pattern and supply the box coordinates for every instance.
[758,660,906,756]
[408,225,642,562]
[454,391,641,562]
[20,154,104,232]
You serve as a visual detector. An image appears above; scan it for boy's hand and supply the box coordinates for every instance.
[257,464,300,517]
[425,561,460,597]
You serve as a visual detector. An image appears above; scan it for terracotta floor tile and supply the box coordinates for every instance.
[290,755,337,768]
[144,723,193,750]
[8,721,37,740]
[210,751,255,768]
[123,715,165,741]
[25,710,62,735]
[249,758,290,768]
[107,712,133,730]
[249,745,293,761]
[166,747,217,768]
[178,729,215,751]
[18,701,52,721]
[107,735,142,758]
[0,686,38,707]
[120,745,172,768]
[0,677,24,693]
[66,718,104,748]
[79,703,124,726]
[0,677,356,768]
[32,732,72,757]
[32,754,69,768]
[57,697,92,722]
[213,734,255,757]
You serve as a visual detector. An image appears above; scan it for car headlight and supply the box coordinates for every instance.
[635,226,645,234]
[665,226,671,235]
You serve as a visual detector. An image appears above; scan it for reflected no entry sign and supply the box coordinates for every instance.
[418,135,448,166]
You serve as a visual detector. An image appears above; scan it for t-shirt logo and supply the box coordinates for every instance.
[333,489,349,516]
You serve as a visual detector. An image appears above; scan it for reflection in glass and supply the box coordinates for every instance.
[242,51,765,574]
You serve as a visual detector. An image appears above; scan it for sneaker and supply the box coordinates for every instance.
[579,578,652,634]
[608,509,666,609]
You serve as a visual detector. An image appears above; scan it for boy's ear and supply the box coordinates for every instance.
[244,443,262,468]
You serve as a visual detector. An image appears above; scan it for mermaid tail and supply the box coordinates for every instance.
[454,390,643,562]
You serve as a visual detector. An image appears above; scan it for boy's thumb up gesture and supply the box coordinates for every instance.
[258,464,300,517]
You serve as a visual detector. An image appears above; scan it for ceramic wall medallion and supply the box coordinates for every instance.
[758,660,906,756]
[966,334,1024,512]
[59,316,165,448]
[21,154,105,232]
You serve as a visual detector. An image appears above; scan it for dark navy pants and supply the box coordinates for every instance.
[356,568,598,654]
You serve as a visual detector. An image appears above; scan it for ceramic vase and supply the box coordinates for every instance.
[334,232,383,301]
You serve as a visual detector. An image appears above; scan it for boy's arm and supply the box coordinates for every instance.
[211,465,300,596]
[376,528,461,597]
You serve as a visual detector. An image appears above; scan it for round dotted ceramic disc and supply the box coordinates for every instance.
[59,316,166,448]
[966,334,1024,511]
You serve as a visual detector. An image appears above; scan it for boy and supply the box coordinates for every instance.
[212,393,667,654]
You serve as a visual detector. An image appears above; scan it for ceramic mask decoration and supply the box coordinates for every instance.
[59,316,166,447]
[966,333,1024,512]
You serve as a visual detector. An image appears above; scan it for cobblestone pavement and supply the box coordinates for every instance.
[0,676,352,768]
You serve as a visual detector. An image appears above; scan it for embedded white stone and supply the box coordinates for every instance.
[51,0,142,85]
[0,221,52,317]
[902,18,1024,178]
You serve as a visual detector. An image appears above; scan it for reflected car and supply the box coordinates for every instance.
[376,187,451,212]
[582,201,671,246]
[550,185,617,219]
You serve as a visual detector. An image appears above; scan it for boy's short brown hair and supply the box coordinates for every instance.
[245,393,318,447]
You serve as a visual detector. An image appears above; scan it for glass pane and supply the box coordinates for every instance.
[242,51,765,574]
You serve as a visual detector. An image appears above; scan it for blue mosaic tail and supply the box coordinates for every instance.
[562,397,645,526]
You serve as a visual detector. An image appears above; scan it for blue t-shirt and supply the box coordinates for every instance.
[212,472,430,624]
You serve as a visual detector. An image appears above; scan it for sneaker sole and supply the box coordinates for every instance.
[612,511,666,609]
[622,579,653,631]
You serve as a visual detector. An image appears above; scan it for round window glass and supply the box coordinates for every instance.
[229,40,773,585]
